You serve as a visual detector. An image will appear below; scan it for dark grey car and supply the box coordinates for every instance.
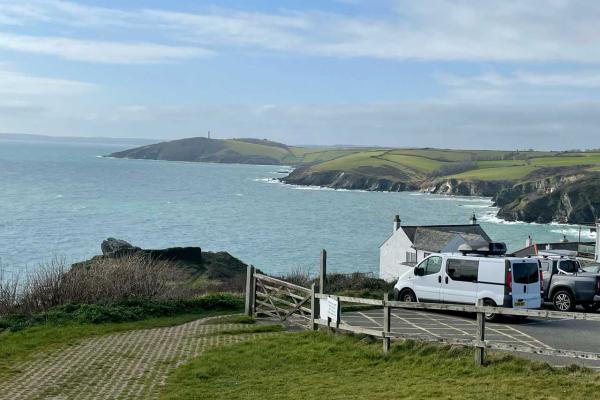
[539,258,600,312]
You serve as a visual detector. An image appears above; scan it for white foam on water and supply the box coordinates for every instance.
[550,227,597,239]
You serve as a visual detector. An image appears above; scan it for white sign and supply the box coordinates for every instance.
[327,296,339,324]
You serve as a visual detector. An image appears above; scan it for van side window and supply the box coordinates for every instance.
[446,259,479,282]
[424,256,442,275]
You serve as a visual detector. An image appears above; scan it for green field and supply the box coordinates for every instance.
[113,138,600,184]
[161,332,600,400]
[298,148,600,183]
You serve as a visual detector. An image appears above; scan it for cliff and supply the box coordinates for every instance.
[281,165,421,191]
[495,172,600,223]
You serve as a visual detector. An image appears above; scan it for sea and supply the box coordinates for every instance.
[0,138,596,277]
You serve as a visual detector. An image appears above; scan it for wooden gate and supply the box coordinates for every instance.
[245,267,314,328]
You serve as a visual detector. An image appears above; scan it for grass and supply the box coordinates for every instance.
[379,153,446,173]
[449,165,537,180]
[161,332,600,400]
[223,139,294,162]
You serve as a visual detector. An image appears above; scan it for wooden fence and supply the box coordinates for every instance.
[245,266,316,328]
[244,265,600,366]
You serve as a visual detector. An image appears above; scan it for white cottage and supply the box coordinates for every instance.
[379,214,493,281]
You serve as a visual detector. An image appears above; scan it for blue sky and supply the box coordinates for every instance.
[1,0,600,149]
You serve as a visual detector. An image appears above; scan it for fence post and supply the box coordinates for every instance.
[383,292,391,353]
[475,298,485,367]
[310,283,317,331]
[245,265,255,317]
[319,249,327,294]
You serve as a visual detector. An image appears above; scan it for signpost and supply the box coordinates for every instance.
[327,296,340,329]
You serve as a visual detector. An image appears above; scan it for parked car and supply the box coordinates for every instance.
[537,257,600,312]
[393,253,542,322]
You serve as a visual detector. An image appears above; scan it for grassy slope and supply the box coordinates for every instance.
[114,137,600,183]
[161,332,600,400]
[306,150,600,183]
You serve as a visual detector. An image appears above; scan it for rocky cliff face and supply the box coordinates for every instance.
[283,166,600,224]
[419,178,512,197]
[281,166,420,191]
[495,173,600,223]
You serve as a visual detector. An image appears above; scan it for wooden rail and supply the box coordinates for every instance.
[246,266,600,366]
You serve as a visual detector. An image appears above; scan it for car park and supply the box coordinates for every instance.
[393,251,542,322]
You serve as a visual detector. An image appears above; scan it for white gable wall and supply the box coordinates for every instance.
[379,229,416,282]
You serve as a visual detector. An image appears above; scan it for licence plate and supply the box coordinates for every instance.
[514,300,525,307]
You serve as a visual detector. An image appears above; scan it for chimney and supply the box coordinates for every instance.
[526,235,533,247]
[595,219,600,263]
[560,235,568,243]
[393,215,401,232]
[470,213,477,225]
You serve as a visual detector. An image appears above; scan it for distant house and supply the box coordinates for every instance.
[379,214,492,281]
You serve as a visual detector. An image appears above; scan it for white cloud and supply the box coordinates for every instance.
[0,32,212,64]
[0,67,95,95]
[439,70,600,89]
[2,0,600,63]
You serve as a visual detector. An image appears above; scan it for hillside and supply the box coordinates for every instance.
[109,138,600,223]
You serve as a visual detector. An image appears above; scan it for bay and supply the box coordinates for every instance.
[0,139,595,277]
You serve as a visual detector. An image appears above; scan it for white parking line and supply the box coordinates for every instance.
[392,313,441,338]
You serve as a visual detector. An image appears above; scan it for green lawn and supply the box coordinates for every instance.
[161,332,600,400]
[0,310,234,379]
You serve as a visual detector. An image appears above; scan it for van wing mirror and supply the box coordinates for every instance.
[414,267,424,276]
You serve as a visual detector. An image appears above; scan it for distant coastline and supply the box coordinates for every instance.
[108,136,600,225]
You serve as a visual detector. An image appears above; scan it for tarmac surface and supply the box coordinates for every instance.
[342,307,600,367]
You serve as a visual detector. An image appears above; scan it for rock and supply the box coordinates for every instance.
[496,173,600,223]
[101,238,140,255]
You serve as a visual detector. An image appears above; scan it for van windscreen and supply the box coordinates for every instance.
[512,262,539,284]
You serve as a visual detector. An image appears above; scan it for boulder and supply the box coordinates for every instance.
[101,238,140,255]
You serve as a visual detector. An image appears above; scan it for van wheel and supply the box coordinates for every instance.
[552,290,575,312]
[483,299,499,322]
[582,302,600,312]
[399,289,416,303]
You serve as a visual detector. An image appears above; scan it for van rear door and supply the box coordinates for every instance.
[511,260,542,309]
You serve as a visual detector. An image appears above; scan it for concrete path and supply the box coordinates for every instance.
[1,317,271,400]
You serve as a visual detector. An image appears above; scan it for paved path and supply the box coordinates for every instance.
[343,308,600,367]
[1,317,272,400]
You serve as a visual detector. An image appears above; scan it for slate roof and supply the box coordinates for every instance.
[412,228,489,252]
[401,224,492,243]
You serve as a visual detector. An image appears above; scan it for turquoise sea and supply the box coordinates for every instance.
[0,138,595,276]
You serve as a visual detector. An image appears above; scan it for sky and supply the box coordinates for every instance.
[1,0,600,149]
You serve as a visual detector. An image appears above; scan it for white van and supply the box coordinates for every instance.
[393,253,542,321]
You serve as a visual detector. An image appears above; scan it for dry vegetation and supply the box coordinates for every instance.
[0,253,193,317]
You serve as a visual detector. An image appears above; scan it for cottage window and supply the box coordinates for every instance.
[406,252,417,263]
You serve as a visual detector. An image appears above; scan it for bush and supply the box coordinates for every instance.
[0,294,244,331]
[1,254,194,317]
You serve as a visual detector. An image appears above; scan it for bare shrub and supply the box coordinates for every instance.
[3,253,194,316]
[280,266,313,288]
[0,268,20,315]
